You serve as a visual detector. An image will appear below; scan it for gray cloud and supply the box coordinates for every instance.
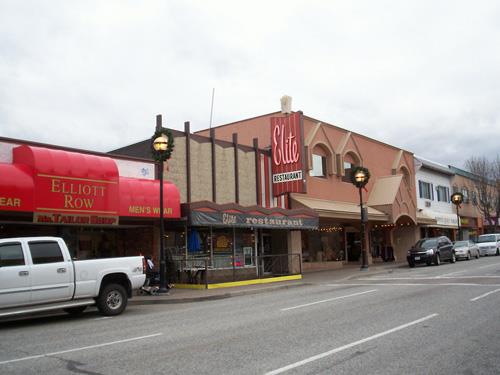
[0,1,499,168]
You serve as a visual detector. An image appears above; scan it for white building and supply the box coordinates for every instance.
[415,156,458,239]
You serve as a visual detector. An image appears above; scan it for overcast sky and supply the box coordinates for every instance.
[1,1,499,168]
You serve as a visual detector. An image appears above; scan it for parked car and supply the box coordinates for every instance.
[407,236,456,267]
[477,233,500,256]
[0,236,146,318]
[453,240,480,260]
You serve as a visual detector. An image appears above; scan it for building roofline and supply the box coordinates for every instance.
[0,135,154,163]
[302,114,414,155]
[194,111,282,134]
[195,110,415,156]
[415,156,454,176]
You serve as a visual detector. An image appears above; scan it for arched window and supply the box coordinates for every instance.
[310,145,328,177]
[461,187,469,203]
[342,152,360,182]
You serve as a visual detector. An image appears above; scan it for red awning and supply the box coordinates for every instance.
[13,145,119,181]
[0,163,34,212]
[1,144,181,221]
[119,177,180,218]
[13,145,120,215]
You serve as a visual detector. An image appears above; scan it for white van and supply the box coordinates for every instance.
[477,233,500,256]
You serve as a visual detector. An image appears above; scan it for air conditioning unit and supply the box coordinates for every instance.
[425,201,431,208]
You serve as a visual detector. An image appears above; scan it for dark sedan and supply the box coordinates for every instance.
[407,236,456,267]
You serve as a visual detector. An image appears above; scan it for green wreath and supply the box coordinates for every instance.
[151,127,175,162]
[350,166,371,188]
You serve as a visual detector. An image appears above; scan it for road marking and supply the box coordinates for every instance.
[265,313,439,375]
[324,283,500,287]
[470,288,500,302]
[0,333,163,365]
[439,270,467,277]
[281,290,377,311]
[93,317,112,321]
[477,263,500,270]
[358,276,500,280]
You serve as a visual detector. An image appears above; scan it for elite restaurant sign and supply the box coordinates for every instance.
[271,112,306,196]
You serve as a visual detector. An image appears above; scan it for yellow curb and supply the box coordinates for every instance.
[175,274,302,290]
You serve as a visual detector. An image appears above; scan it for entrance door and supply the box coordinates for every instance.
[0,241,31,308]
[259,232,272,275]
[346,232,361,262]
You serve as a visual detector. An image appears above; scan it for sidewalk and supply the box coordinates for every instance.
[130,262,406,305]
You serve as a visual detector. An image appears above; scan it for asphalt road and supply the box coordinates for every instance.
[1,257,500,374]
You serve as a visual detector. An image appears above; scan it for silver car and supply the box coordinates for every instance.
[453,240,480,260]
[477,233,500,256]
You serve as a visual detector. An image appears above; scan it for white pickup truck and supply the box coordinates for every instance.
[0,236,146,318]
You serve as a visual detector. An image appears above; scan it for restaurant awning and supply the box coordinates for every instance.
[183,201,319,229]
[290,194,388,222]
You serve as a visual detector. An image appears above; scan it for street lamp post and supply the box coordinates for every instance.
[153,134,169,293]
[152,115,174,294]
[451,192,463,241]
[351,166,370,270]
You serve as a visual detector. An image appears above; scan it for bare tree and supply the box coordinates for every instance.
[493,155,500,228]
[465,156,495,230]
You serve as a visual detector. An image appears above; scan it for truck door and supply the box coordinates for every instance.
[28,240,73,304]
[0,241,31,308]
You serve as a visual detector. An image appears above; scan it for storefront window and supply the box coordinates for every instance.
[234,229,255,267]
[212,228,233,268]
[187,227,211,257]
[303,229,345,262]
[165,228,186,258]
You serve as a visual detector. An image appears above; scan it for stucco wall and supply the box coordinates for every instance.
[302,117,417,210]
[167,135,187,203]
[392,226,419,261]
[215,144,236,204]
[183,137,259,206]
[238,148,257,206]
[190,140,213,202]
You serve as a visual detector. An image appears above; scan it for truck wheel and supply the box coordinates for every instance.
[97,283,128,316]
[63,306,87,315]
